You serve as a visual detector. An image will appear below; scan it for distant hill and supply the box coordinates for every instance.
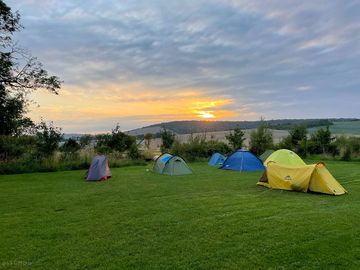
[127,118,359,136]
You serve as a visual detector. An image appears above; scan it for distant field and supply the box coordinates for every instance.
[139,129,289,150]
[1,161,360,269]
[308,121,360,136]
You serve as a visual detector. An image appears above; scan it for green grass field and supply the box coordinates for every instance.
[1,161,360,269]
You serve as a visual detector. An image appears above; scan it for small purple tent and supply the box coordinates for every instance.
[85,156,112,181]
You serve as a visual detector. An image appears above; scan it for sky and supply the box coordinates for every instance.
[7,0,360,133]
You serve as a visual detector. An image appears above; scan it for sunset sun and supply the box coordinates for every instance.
[198,111,215,119]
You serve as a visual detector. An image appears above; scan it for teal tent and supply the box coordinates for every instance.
[259,150,274,162]
[153,153,173,173]
[153,153,192,175]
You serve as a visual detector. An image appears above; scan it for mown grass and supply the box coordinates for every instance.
[0,161,360,269]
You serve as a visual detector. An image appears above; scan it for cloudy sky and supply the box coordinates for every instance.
[8,0,360,132]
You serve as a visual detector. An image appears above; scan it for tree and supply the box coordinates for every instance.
[308,126,333,154]
[61,138,80,153]
[94,125,137,155]
[0,1,61,135]
[160,129,175,152]
[249,123,273,156]
[128,143,142,160]
[79,134,92,148]
[278,125,308,156]
[35,121,63,157]
[289,125,307,147]
[226,127,245,150]
[108,124,135,152]
[144,133,153,149]
[0,90,33,135]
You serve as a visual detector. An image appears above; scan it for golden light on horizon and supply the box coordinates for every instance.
[197,111,215,119]
[28,84,245,132]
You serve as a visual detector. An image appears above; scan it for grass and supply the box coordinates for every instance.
[0,161,360,269]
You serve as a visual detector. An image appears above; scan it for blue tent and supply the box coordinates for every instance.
[220,149,265,172]
[208,152,226,166]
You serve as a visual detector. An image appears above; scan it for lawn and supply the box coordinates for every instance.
[1,161,360,269]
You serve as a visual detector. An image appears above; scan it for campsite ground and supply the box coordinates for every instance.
[1,161,360,269]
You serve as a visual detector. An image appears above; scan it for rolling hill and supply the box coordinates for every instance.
[127,118,359,136]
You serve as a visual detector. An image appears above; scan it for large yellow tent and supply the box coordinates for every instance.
[258,162,347,195]
[264,149,306,166]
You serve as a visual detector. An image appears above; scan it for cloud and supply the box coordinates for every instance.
[296,86,313,91]
[6,0,360,132]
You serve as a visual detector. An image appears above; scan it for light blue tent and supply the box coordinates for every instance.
[208,152,226,166]
[220,149,265,172]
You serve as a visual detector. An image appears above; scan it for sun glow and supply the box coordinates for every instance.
[197,111,215,119]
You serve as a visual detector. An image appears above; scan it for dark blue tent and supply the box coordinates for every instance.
[208,152,226,166]
[220,149,265,172]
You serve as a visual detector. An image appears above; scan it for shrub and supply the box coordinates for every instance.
[35,121,63,158]
[341,147,352,161]
[79,134,93,148]
[0,135,36,160]
[171,134,231,161]
[94,125,137,155]
[61,138,81,153]
[128,144,143,160]
[0,152,146,175]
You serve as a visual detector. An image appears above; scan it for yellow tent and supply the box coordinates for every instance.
[258,162,347,195]
[264,149,306,166]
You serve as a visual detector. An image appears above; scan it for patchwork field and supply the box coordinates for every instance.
[139,129,289,150]
[1,161,360,269]
[308,120,360,136]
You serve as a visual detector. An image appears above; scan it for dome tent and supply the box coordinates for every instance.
[259,149,274,162]
[220,149,265,172]
[264,149,305,166]
[258,162,346,195]
[153,153,192,175]
[208,152,226,166]
[153,153,173,174]
[85,155,112,181]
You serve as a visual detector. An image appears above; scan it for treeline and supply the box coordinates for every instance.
[159,123,360,162]
[141,119,348,134]
[0,124,146,174]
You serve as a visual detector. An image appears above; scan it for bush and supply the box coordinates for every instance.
[341,147,352,161]
[61,138,81,153]
[35,121,63,158]
[79,134,92,148]
[94,134,112,154]
[94,125,137,155]
[0,135,36,160]
[128,144,143,160]
[171,134,231,161]
[0,152,146,175]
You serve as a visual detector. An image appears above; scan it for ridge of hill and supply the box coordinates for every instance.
[127,118,359,136]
